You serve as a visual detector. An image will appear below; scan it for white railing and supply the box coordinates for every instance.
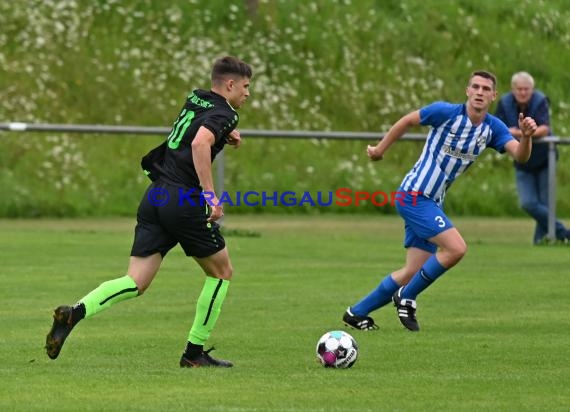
[1,122,568,241]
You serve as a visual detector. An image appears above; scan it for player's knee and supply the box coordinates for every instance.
[449,241,467,264]
[441,240,467,267]
[219,263,233,280]
[205,263,233,280]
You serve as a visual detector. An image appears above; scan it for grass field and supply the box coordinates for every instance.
[0,215,568,412]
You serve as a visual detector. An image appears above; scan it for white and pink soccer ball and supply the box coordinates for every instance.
[316,330,358,368]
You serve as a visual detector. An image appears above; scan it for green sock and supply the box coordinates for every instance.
[79,275,139,318]
[188,277,230,345]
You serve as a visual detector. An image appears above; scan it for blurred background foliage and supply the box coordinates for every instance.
[1,0,569,217]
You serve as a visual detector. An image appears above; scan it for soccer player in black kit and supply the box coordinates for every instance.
[46,56,252,367]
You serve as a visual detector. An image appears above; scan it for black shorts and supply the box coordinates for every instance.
[130,180,225,258]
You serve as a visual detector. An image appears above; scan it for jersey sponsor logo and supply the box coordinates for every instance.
[188,92,214,109]
[442,144,476,161]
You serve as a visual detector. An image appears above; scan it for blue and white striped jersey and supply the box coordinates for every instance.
[400,102,513,205]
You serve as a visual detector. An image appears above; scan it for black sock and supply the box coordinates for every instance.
[184,342,203,359]
[71,303,86,327]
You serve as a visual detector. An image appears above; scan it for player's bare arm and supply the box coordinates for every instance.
[192,126,224,221]
[367,110,421,161]
[504,113,537,163]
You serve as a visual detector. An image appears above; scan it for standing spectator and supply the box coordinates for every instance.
[495,71,569,244]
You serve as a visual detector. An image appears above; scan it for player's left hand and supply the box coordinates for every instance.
[518,113,537,138]
[226,129,242,148]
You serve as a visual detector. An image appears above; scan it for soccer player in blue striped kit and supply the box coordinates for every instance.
[343,71,538,331]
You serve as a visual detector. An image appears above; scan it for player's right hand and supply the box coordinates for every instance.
[203,193,224,222]
[207,203,224,222]
[367,145,384,161]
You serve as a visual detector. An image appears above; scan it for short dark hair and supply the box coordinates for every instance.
[469,70,497,89]
[211,56,253,85]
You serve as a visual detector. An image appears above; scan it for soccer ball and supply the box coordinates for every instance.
[316,330,358,368]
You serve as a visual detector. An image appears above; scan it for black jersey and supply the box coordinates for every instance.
[146,89,238,189]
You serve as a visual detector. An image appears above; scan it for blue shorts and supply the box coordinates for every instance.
[395,190,454,253]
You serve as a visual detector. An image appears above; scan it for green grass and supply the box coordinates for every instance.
[0,215,568,411]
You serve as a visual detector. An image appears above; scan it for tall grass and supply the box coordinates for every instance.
[1,0,569,216]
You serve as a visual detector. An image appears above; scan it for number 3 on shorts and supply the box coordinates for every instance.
[435,216,446,228]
